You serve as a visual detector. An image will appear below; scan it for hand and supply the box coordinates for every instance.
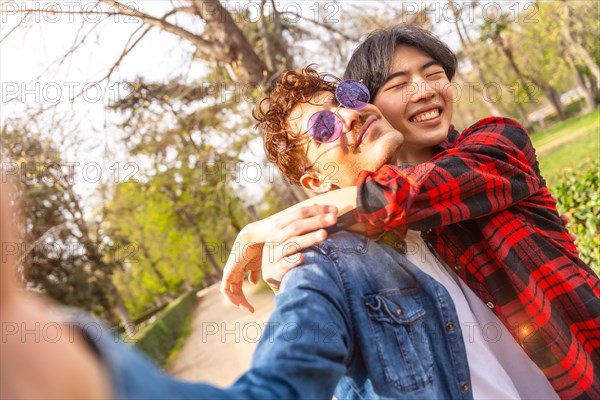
[220,205,338,313]
[1,180,111,399]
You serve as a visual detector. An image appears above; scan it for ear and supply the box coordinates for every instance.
[299,173,333,194]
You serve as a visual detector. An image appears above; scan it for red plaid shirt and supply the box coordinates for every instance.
[355,117,600,399]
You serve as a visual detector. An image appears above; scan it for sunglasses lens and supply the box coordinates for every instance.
[308,111,342,143]
[336,80,370,109]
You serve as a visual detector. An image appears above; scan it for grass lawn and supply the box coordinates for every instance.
[534,109,600,179]
[531,108,600,148]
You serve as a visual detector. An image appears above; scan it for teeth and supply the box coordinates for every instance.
[411,109,440,122]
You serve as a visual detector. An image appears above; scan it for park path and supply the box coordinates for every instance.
[535,126,592,156]
[167,283,275,387]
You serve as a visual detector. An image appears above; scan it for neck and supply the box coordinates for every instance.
[395,144,435,165]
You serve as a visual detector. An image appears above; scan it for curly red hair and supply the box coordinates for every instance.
[255,66,339,183]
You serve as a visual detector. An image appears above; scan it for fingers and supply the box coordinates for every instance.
[219,205,336,312]
[220,266,253,312]
[265,229,328,258]
[274,206,338,239]
[248,270,261,285]
[219,237,264,312]
[219,280,255,314]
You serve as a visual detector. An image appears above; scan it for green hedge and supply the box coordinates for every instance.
[134,291,198,366]
[549,159,599,274]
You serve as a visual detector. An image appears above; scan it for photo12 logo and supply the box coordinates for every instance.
[1,161,140,185]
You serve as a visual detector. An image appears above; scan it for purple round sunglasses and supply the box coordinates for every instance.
[302,79,370,173]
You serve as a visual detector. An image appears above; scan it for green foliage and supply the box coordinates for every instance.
[107,178,215,317]
[134,291,199,366]
[1,126,114,321]
[549,160,600,274]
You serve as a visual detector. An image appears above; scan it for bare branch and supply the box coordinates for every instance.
[259,0,276,71]
[98,0,228,60]
[16,223,68,267]
[0,10,31,44]
[285,10,360,42]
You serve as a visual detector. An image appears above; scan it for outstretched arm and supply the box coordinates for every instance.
[1,179,111,399]
[1,178,351,399]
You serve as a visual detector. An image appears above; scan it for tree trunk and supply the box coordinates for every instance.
[176,205,223,278]
[566,53,596,113]
[577,69,597,112]
[449,1,503,117]
[499,42,537,103]
[198,234,223,278]
[161,185,224,277]
[103,277,136,337]
[559,0,600,88]
[544,86,567,121]
[194,0,271,85]
[455,70,503,117]
[138,244,170,290]
[259,0,276,72]
[587,75,599,104]
[271,0,293,70]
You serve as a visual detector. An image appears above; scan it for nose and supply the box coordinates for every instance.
[411,76,436,102]
[336,107,361,132]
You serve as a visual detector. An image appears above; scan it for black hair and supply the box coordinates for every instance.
[344,24,457,100]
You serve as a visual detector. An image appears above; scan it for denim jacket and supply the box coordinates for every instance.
[75,231,473,399]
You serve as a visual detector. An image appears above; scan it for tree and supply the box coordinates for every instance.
[1,126,135,334]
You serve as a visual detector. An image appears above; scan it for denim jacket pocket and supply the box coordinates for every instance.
[364,288,434,392]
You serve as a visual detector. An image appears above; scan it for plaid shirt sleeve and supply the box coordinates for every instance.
[355,117,545,231]
[355,117,600,398]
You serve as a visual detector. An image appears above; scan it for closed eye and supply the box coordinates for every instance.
[427,71,445,78]
[386,82,409,91]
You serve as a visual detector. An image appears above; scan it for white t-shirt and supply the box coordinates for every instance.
[404,230,558,400]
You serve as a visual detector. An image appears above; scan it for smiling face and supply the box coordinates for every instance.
[289,91,405,190]
[373,45,454,162]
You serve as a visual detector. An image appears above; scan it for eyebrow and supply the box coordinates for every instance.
[381,60,442,86]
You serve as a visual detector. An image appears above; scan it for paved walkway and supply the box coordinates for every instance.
[167,283,275,387]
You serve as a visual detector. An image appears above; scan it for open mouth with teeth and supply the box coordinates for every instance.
[410,108,441,123]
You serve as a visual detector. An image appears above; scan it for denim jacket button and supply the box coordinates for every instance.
[396,307,404,316]
[461,382,469,392]
[446,322,455,331]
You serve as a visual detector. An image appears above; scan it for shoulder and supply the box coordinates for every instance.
[281,231,369,289]
[464,116,528,132]
[456,117,533,152]
[461,116,530,139]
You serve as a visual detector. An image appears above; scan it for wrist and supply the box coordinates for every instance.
[239,221,266,245]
